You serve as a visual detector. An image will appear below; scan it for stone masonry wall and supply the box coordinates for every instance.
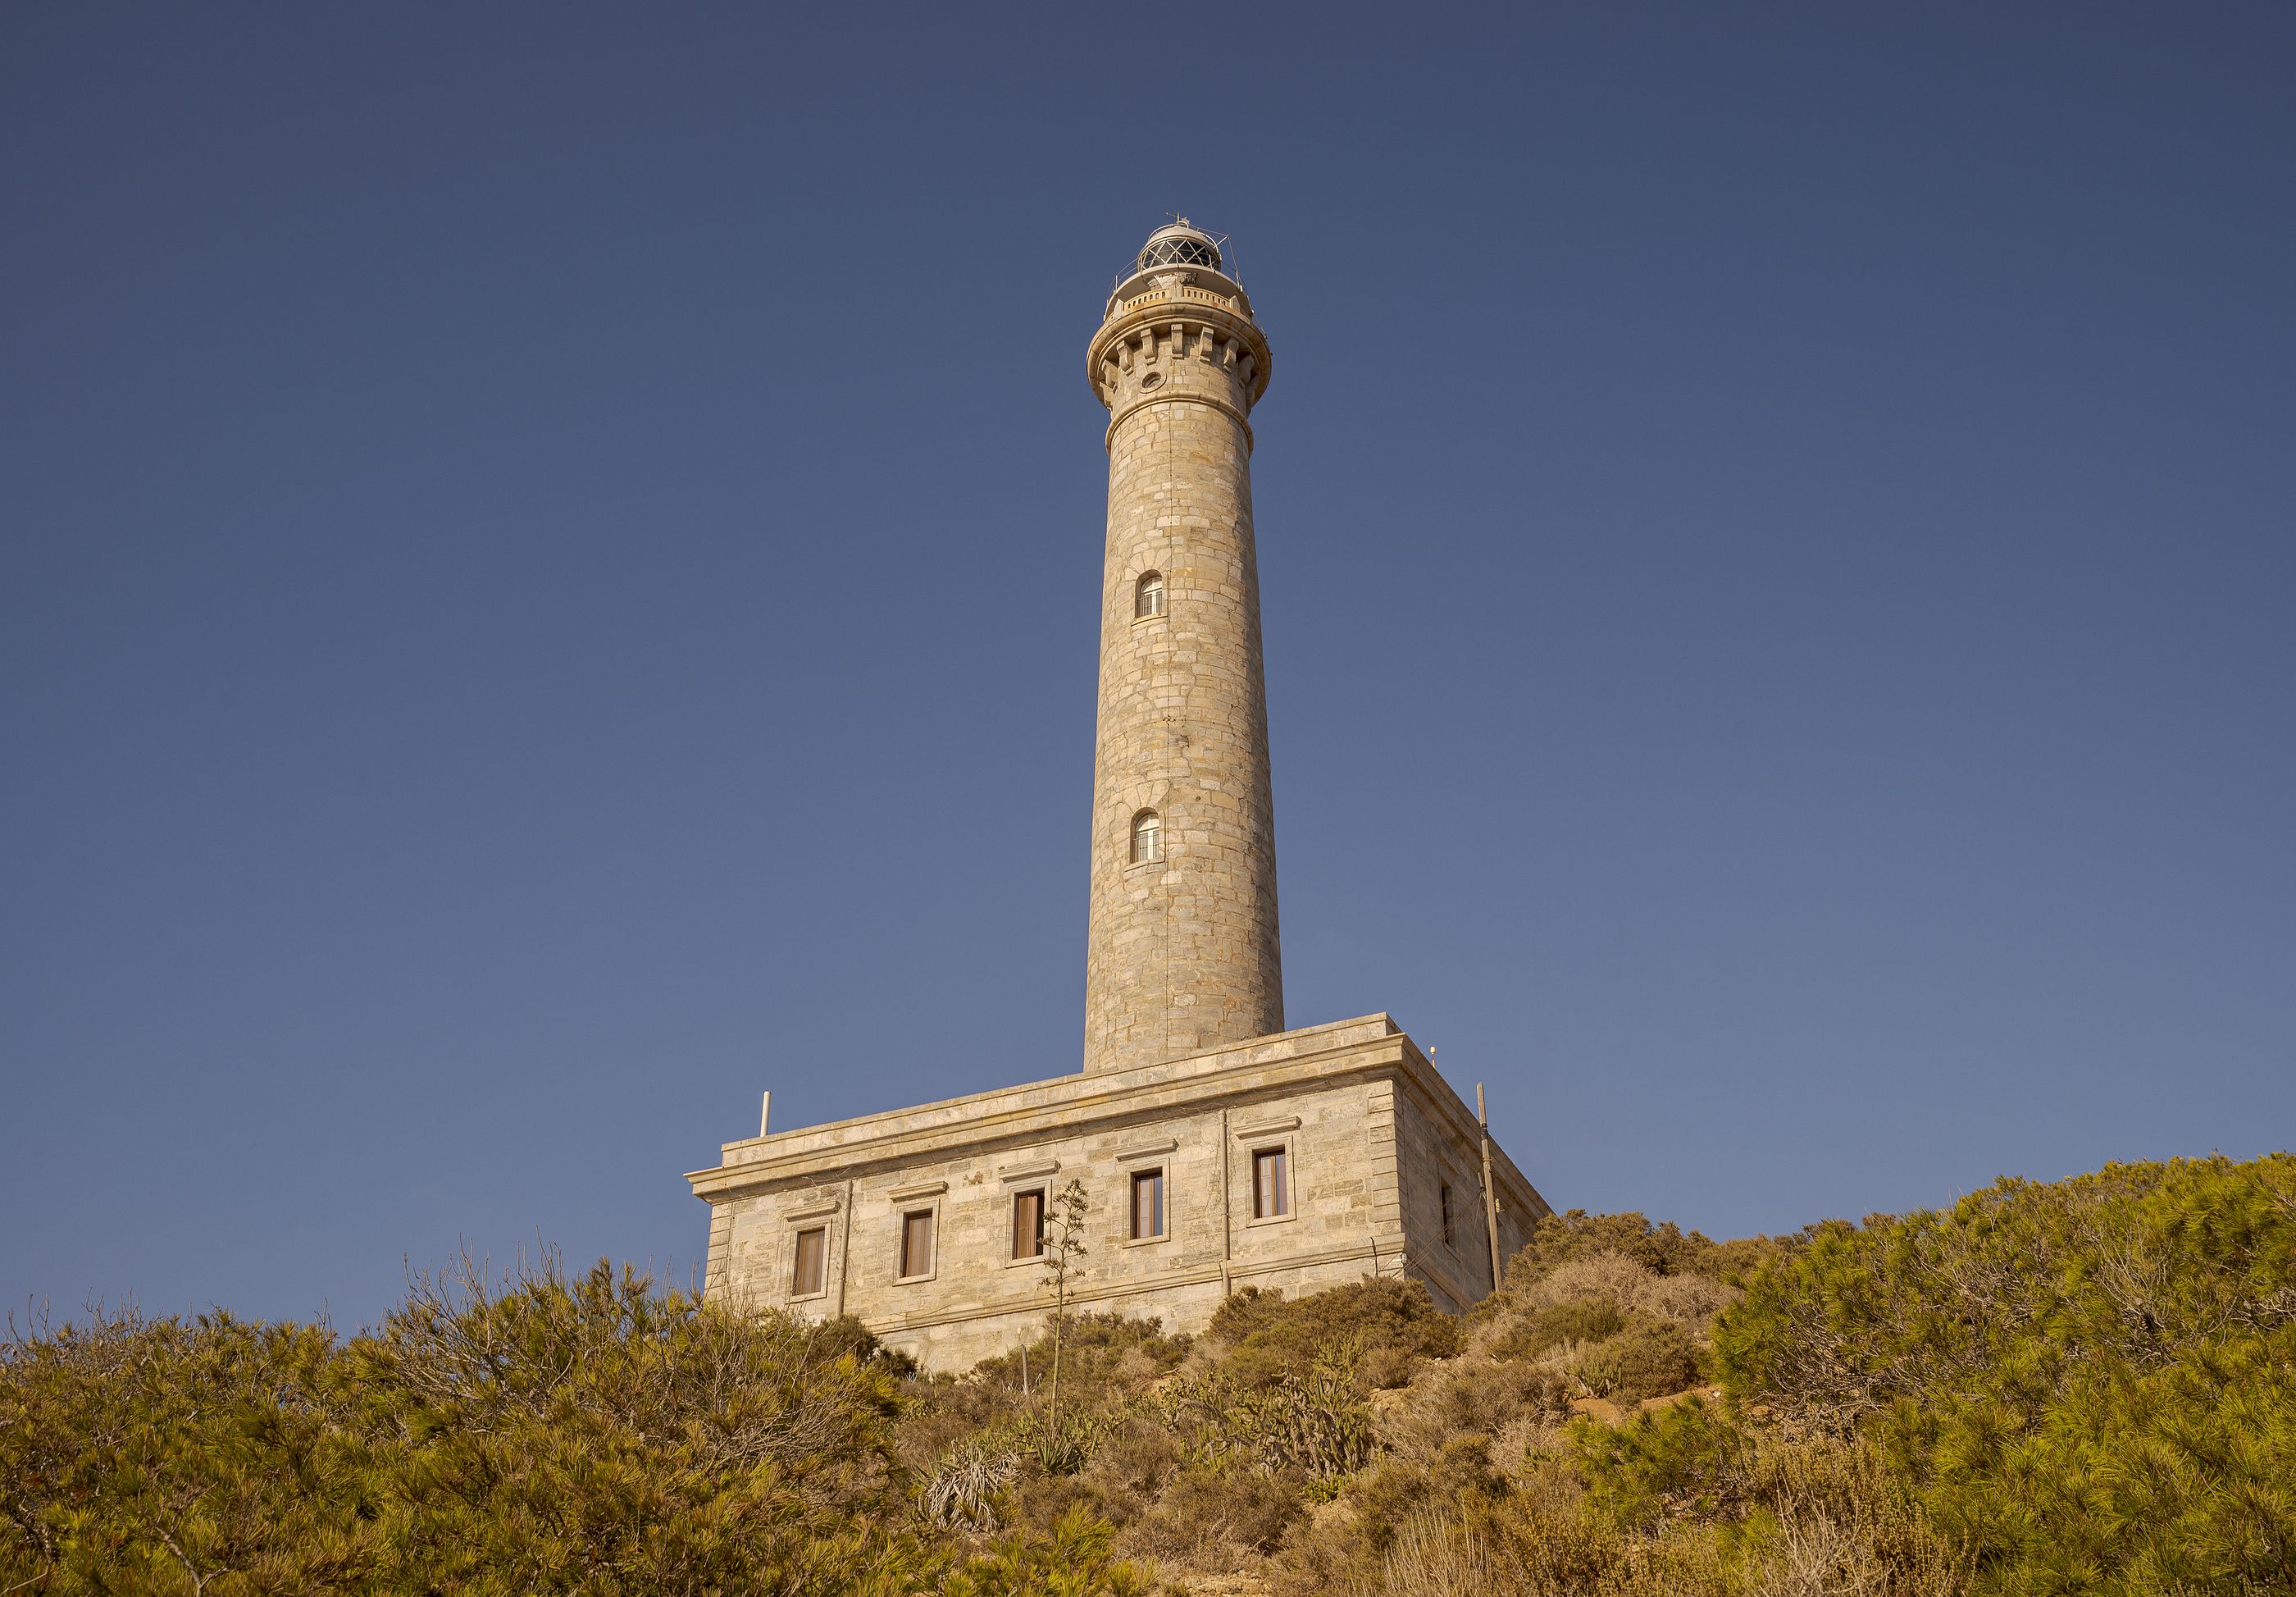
[692,1018,1550,1373]
[1082,298,1282,1072]
[1391,1085,1538,1313]
[715,1075,1395,1371]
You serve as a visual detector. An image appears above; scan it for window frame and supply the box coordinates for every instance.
[1133,570,1166,622]
[1010,1186,1046,1263]
[779,1200,840,1305]
[1248,1143,1295,1225]
[790,1224,829,1300]
[895,1206,939,1284]
[1129,809,1164,867]
[1126,1165,1169,1244]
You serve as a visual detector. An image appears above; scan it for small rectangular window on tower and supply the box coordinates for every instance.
[899,1210,935,1280]
[1252,1148,1290,1219]
[1013,1189,1045,1260]
[1440,1181,1456,1250]
[791,1226,826,1297]
[1130,1168,1166,1239]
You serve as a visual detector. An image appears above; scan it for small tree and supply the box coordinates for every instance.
[1041,1178,1090,1433]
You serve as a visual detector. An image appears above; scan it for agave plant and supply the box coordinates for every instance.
[922,1437,1022,1531]
[1011,1403,1114,1476]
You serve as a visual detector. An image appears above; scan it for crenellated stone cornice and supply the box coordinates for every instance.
[1086,274,1272,418]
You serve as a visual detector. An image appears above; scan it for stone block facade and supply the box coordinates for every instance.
[689,1015,1548,1371]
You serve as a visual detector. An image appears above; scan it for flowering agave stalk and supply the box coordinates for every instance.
[1041,1179,1091,1439]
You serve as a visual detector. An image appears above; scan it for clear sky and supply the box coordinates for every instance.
[4,7,2290,1330]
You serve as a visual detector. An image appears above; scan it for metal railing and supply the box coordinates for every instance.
[1108,224,1241,296]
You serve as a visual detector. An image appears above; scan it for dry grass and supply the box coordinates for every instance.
[1117,1466,1302,1572]
[1331,1449,1966,1597]
[1469,1253,1734,1354]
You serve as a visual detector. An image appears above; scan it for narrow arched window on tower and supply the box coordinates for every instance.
[1130,809,1164,865]
[1135,571,1165,619]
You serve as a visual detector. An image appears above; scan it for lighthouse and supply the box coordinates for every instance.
[1082,221,1283,1074]
[686,221,1549,1371]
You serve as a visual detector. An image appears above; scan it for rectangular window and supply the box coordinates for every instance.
[1130,1168,1166,1239]
[900,1209,935,1279]
[1440,1181,1456,1249]
[1013,1189,1045,1260]
[791,1226,826,1297]
[1252,1148,1290,1219]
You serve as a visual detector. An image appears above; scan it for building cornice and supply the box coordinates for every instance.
[1086,284,1271,411]
[686,1014,1547,1225]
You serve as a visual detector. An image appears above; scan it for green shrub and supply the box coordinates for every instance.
[809,1310,923,1376]
[1009,1467,1117,1540]
[1387,1359,1574,1460]
[1209,1277,1459,1389]
[943,1503,1150,1597]
[966,1312,1190,1407]
[1570,1395,1750,1528]
[0,1257,1164,1595]
[1082,1417,1183,1503]
[1577,1317,1702,1403]
[1347,1438,1509,1557]
[1157,1339,1375,1480]
[1269,1439,1516,1591]
[1507,1210,1784,1288]
[1495,1297,1629,1359]
[1118,1463,1303,1568]
[0,1257,938,1593]
[1714,1154,2296,1594]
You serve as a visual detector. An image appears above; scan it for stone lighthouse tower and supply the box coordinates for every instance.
[1082,221,1282,1074]
[688,220,1551,1371]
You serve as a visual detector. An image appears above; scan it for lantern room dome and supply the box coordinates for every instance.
[1104,217,1251,318]
[1135,221,1223,274]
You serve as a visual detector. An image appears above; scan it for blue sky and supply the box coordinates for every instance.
[4,6,2290,1329]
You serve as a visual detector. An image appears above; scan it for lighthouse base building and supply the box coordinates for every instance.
[689,1016,1545,1371]
[685,225,1547,1371]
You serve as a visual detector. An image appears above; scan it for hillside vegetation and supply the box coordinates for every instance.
[5,1154,2291,1595]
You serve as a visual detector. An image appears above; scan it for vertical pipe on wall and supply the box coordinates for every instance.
[1477,1083,1502,1294]
[1219,1106,1234,1299]
[836,1179,854,1319]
